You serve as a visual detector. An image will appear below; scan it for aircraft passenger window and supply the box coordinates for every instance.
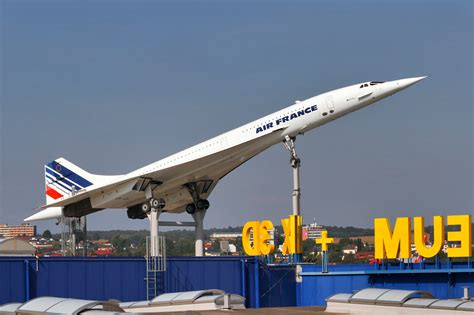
[360,85,364,88]
[364,84,368,87]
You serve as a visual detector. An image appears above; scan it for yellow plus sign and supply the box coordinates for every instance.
[315,230,334,252]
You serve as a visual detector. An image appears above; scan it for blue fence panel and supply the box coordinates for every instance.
[298,262,474,307]
[2,257,473,309]
[164,257,243,297]
[0,258,26,304]
[260,264,296,307]
[0,256,265,307]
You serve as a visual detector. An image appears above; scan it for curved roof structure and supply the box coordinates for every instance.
[327,288,474,312]
[5,297,124,314]
[0,238,36,256]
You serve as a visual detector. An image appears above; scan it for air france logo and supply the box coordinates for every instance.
[256,105,318,134]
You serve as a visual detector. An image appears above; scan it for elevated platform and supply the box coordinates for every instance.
[0,257,472,309]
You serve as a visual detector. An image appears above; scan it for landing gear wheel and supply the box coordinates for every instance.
[185,203,196,214]
[151,198,165,209]
[141,201,151,213]
[202,199,210,210]
[196,199,207,211]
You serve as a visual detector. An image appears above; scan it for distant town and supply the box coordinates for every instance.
[0,222,471,263]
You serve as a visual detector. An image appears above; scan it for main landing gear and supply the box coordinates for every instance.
[183,182,209,256]
[141,198,166,213]
[184,182,210,214]
[185,199,210,214]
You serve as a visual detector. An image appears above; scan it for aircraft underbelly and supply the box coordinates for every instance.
[60,129,283,214]
[90,180,141,209]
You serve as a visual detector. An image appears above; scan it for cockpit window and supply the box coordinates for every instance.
[361,81,385,88]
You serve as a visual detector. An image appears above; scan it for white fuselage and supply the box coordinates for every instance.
[25,77,425,221]
[129,77,422,180]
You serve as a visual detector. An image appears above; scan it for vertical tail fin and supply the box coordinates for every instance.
[44,157,95,205]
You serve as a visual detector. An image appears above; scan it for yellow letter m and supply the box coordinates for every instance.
[375,217,411,259]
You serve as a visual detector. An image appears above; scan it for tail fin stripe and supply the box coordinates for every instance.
[47,181,69,196]
[45,176,73,193]
[46,161,93,188]
[46,186,63,200]
[45,167,83,190]
[45,166,88,190]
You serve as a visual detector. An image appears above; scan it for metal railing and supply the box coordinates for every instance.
[145,235,166,300]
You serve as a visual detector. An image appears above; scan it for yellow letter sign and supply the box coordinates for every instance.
[259,220,275,255]
[374,217,411,259]
[242,220,275,256]
[413,216,444,258]
[281,215,302,255]
[375,214,472,259]
[242,221,260,256]
[447,214,472,258]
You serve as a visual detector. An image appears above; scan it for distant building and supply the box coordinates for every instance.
[0,223,36,238]
[342,246,358,255]
[29,237,54,249]
[302,222,324,240]
[209,232,242,241]
[356,251,374,260]
[0,238,36,256]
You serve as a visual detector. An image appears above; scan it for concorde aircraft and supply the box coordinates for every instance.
[25,77,426,222]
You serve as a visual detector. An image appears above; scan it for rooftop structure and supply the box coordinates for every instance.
[209,232,242,241]
[0,238,36,256]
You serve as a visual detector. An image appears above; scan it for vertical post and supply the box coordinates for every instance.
[463,286,471,300]
[148,210,160,256]
[192,210,206,256]
[83,216,87,257]
[292,156,301,217]
[284,136,301,217]
[284,136,302,263]
[24,259,30,301]
[254,256,260,308]
[240,259,246,303]
[71,233,76,256]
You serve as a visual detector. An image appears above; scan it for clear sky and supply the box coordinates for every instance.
[1,0,472,234]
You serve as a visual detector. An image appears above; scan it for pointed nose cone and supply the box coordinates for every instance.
[394,76,427,91]
[24,207,63,222]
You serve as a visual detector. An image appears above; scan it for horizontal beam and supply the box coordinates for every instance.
[299,268,474,276]
[158,221,196,227]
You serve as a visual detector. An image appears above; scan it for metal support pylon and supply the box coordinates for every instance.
[283,135,302,263]
[283,135,301,217]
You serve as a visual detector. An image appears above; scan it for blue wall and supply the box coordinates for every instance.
[297,262,474,306]
[1,257,472,309]
[0,256,296,308]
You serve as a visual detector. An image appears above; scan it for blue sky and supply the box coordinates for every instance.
[1,0,472,233]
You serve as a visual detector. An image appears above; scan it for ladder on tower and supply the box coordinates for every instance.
[145,235,166,301]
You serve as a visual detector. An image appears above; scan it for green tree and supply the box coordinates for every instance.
[42,230,52,239]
